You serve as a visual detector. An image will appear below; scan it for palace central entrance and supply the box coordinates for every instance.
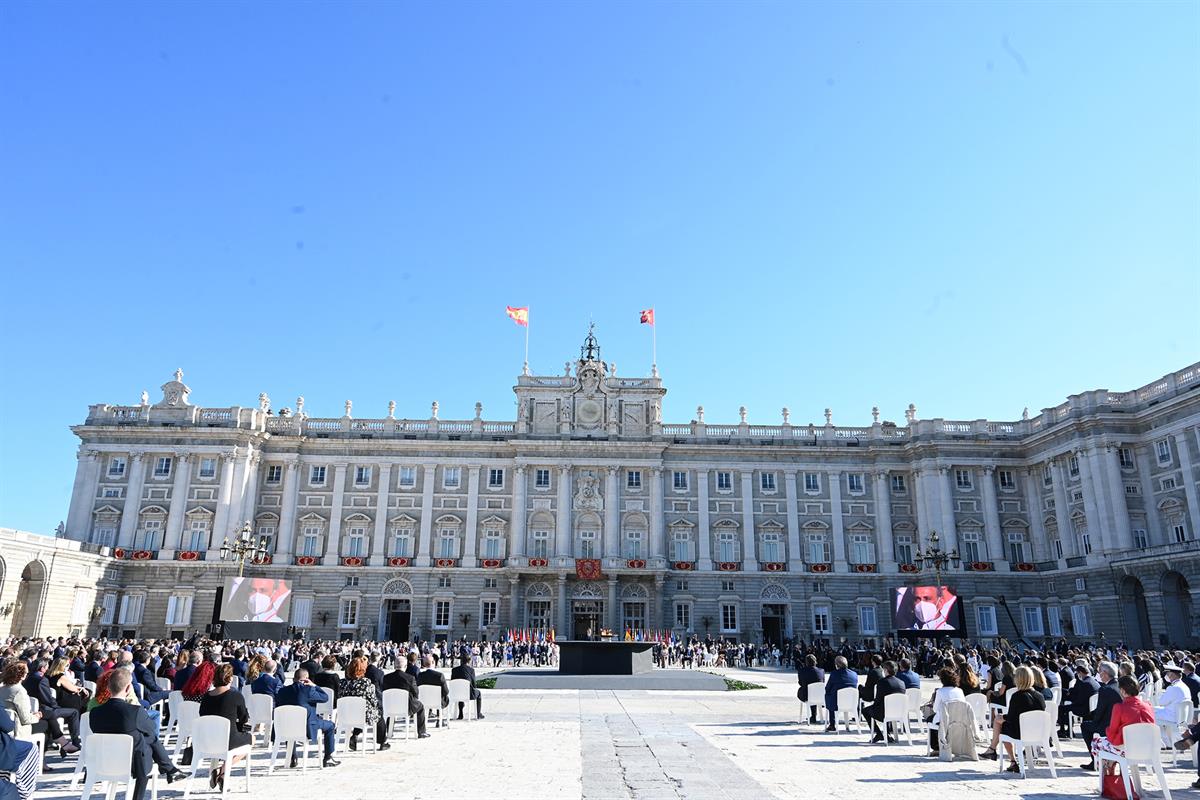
[383,598,411,643]
[572,600,603,640]
[761,603,787,647]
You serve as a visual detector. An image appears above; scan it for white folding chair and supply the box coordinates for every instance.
[381,688,412,740]
[1043,700,1064,757]
[998,709,1057,778]
[871,693,913,746]
[70,711,93,788]
[183,716,252,799]
[247,694,274,748]
[268,706,319,774]
[805,682,826,725]
[164,691,183,745]
[314,695,335,722]
[157,676,173,693]
[83,680,98,695]
[3,708,43,785]
[172,701,200,759]
[1069,692,1099,740]
[80,733,160,800]
[905,688,925,734]
[965,692,990,738]
[240,685,254,709]
[1096,722,1172,800]
[418,685,448,729]
[449,679,474,721]
[332,696,375,754]
[1157,699,1194,765]
[835,687,862,733]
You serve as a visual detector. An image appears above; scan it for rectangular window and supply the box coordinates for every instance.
[185,520,207,551]
[134,519,162,551]
[535,469,551,489]
[266,465,282,483]
[108,457,127,477]
[292,597,313,628]
[1118,447,1134,468]
[760,472,777,492]
[716,531,737,562]
[527,600,551,630]
[481,600,498,627]
[301,525,321,557]
[1047,606,1062,637]
[961,530,982,562]
[488,468,504,488]
[309,465,327,486]
[69,590,91,626]
[720,579,735,592]
[1043,466,1052,486]
[976,604,998,636]
[1078,523,1092,555]
[675,579,689,591]
[1161,477,1177,491]
[895,535,913,564]
[483,530,504,559]
[1068,456,1080,477]
[1156,439,1171,464]
[858,605,877,635]
[812,604,831,635]
[850,533,873,564]
[807,534,830,564]
[627,470,642,490]
[760,533,782,562]
[1007,532,1027,564]
[716,471,733,491]
[354,466,371,486]
[399,466,416,487]
[345,526,367,557]
[720,603,738,633]
[199,458,217,479]
[390,528,413,557]
[623,529,644,560]
[154,456,172,478]
[102,488,122,498]
[1075,577,1086,591]
[339,598,359,628]
[846,473,863,494]
[578,529,598,558]
[530,530,551,559]
[165,594,194,626]
[434,600,451,628]
[1022,606,1043,636]
[672,471,688,491]
[955,469,973,489]
[437,575,452,589]
[622,601,647,633]
[100,593,117,625]
[1125,484,1140,495]
[443,467,461,489]
[1071,604,1092,637]
[1174,523,1189,543]
[438,528,458,558]
[672,531,692,562]
[998,470,1015,490]
[803,473,820,493]
[484,578,498,589]
[890,474,906,493]
[345,576,360,587]
[118,594,144,626]
[675,602,692,632]
[1133,528,1148,549]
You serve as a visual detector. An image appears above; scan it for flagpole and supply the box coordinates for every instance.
[524,319,530,375]
[651,314,658,377]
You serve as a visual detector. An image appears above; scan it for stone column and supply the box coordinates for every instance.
[873,470,896,572]
[117,453,147,549]
[277,460,300,559]
[162,452,193,555]
[225,452,251,537]
[416,464,436,567]
[1049,458,1075,559]
[370,463,393,566]
[1135,447,1164,545]
[1103,445,1134,552]
[557,574,568,637]
[463,465,481,568]
[66,449,101,539]
[555,465,572,560]
[650,467,666,562]
[508,576,521,628]
[1075,449,1104,558]
[511,466,527,560]
[937,467,958,552]
[1023,469,1048,562]
[980,467,1006,570]
[241,454,262,529]
[323,463,348,565]
[828,469,846,571]
[210,452,236,557]
[1173,432,1200,542]
[604,467,620,562]
[784,470,802,571]
[607,577,619,632]
[740,470,758,570]
[655,574,667,630]
[697,469,713,571]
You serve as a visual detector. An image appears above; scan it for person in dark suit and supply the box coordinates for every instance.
[859,654,884,704]
[22,659,81,750]
[863,661,906,743]
[416,655,449,724]
[298,652,321,679]
[382,664,430,738]
[823,656,859,733]
[796,654,826,724]
[226,649,248,685]
[450,654,484,720]
[365,654,386,692]
[404,651,421,681]
[1062,663,1099,739]
[275,669,340,768]
[172,652,201,691]
[1081,662,1122,771]
[130,651,168,706]
[311,655,341,704]
[1181,662,1200,707]
[250,660,282,700]
[88,669,189,800]
[83,650,105,684]
[896,658,922,690]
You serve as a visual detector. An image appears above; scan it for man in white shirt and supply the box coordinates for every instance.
[1155,663,1189,744]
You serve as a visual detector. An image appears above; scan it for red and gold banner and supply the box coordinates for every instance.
[575,559,603,580]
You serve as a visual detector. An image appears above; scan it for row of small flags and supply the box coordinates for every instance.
[503,628,556,644]
[623,629,677,644]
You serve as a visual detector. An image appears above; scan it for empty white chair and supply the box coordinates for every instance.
[314,694,335,722]
[83,679,98,695]
[1049,686,1062,707]
[70,711,93,788]
[965,692,990,738]
[1043,700,1064,757]
[333,696,375,754]
[240,685,254,709]
[905,687,925,734]
[164,691,184,744]
[871,693,913,746]
[247,694,275,748]
[805,682,826,725]
[1069,692,1099,740]
[381,688,412,740]
[80,732,159,800]
[1096,722,1172,800]
[268,706,318,774]
[156,676,172,693]
[183,716,251,799]
[418,685,448,729]
[835,687,862,733]
[998,709,1057,778]
[449,679,474,721]
[172,701,200,759]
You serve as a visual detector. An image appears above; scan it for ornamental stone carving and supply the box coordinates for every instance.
[574,470,603,512]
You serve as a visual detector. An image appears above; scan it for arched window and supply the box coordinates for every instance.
[389,516,415,557]
[344,516,370,557]
[624,529,645,560]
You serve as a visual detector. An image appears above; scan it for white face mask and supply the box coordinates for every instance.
[249,592,271,614]
[914,601,939,625]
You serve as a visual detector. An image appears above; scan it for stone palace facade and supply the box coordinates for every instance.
[9,334,1199,647]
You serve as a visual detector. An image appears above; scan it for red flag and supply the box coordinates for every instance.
[506,306,529,327]
[639,308,655,325]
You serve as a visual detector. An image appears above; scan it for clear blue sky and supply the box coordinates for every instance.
[1,1,1197,536]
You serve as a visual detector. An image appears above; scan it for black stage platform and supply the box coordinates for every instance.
[492,669,728,691]
[557,640,655,675]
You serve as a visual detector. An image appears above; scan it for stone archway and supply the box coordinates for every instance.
[378,577,414,644]
[1162,571,1194,647]
[13,561,48,637]
[1118,575,1153,649]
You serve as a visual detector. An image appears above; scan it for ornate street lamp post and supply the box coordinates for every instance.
[913,530,960,587]
[219,521,270,577]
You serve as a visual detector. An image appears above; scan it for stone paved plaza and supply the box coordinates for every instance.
[32,666,1194,800]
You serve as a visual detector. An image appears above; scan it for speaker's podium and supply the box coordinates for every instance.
[557,640,656,675]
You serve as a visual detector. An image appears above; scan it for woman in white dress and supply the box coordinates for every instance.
[928,667,966,755]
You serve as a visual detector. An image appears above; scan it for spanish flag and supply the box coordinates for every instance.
[505,306,529,327]
[639,308,654,325]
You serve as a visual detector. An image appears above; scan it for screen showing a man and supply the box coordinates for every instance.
[893,586,959,630]
[221,577,291,622]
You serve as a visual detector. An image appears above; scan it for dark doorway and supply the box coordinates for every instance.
[385,598,411,644]
[761,603,786,646]
[1162,571,1194,647]
[572,600,603,640]
[1119,576,1153,649]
